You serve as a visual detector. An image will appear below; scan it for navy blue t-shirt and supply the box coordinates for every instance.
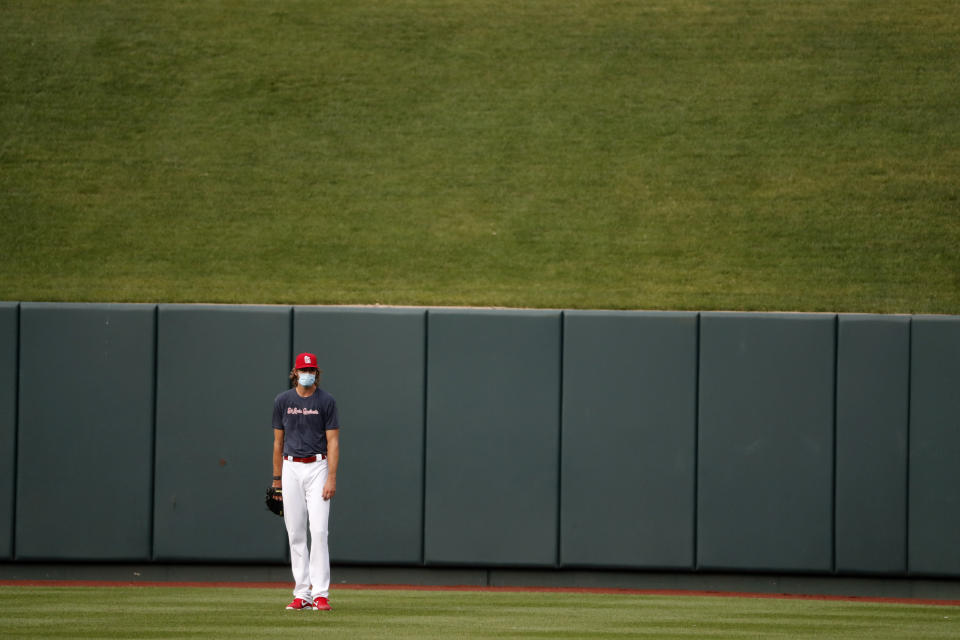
[272,387,340,457]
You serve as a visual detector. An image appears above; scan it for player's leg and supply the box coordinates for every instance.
[304,459,332,602]
[282,460,312,603]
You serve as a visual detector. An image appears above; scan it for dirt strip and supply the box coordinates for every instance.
[2,580,959,607]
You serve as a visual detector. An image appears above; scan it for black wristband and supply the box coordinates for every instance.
[272,475,281,481]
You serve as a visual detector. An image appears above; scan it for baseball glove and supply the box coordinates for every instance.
[265,487,283,517]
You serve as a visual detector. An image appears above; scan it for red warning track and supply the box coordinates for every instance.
[1,580,959,607]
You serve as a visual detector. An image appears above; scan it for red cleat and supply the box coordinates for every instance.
[286,597,313,610]
[313,596,332,611]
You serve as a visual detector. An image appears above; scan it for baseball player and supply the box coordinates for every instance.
[271,352,340,611]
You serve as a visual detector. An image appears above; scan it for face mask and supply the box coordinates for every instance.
[298,373,316,387]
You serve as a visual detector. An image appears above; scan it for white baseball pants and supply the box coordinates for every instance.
[282,457,331,600]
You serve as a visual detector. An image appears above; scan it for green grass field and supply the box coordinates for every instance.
[1,586,958,639]
[2,1,958,313]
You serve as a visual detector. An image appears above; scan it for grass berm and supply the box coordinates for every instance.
[1,1,958,313]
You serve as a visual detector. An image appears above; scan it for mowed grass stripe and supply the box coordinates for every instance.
[1,586,958,639]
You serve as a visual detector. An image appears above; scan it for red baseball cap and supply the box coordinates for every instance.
[294,352,318,369]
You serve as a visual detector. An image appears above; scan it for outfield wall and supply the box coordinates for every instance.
[1,303,958,578]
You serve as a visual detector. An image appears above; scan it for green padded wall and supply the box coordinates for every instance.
[153,305,290,561]
[4,301,959,577]
[293,307,426,564]
[561,311,698,569]
[16,303,155,560]
[424,309,561,566]
[0,303,18,559]
[835,315,909,574]
[698,313,835,572]
[908,315,960,576]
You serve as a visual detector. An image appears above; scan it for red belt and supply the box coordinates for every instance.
[283,454,326,463]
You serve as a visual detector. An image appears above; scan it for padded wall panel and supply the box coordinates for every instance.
[561,311,697,569]
[293,307,426,564]
[425,310,561,566]
[16,303,155,560]
[698,313,835,572]
[153,305,290,561]
[0,303,18,559]
[908,315,960,576]
[835,315,909,574]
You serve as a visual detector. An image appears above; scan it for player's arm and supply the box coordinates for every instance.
[322,429,339,500]
[272,428,284,489]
